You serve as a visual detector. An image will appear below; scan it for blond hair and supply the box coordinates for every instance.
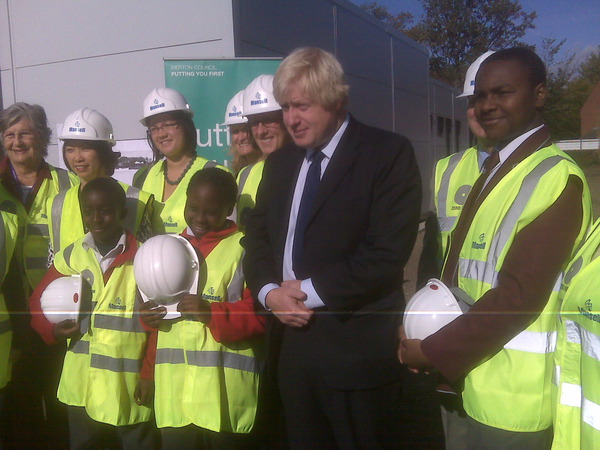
[273,47,349,110]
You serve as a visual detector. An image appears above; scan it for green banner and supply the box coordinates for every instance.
[164,58,281,166]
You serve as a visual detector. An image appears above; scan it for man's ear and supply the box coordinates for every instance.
[534,83,548,109]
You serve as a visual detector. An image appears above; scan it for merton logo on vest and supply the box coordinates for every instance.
[472,233,486,250]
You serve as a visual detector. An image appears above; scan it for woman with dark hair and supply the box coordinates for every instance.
[0,102,78,291]
[133,87,228,234]
[47,108,155,258]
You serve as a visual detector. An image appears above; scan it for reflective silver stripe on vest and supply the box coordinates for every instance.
[51,192,67,253]
[186,350,258,373]
[553,365,561,386]
[0,319,11,335]
[560,381,582,408]
[124,186,141,233]
[155,348,185,364]
[227,258,245,303]
[565,319,582,345]
[438,216,458,234]
[70,339,90,354]
[503,329,557,353]
[94,314,145,333]
[204,160,218,169]
[459,155,567,289]
[63,244,75,268]
[437,151,465,230]
[237,165,253,195]
[25,256,48,270]
[583,398,600,431]
[56,169,71,192]
[90,354,140,373]
[27,223,49,236]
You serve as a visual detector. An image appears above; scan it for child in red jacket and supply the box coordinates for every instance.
[140,168,265,449]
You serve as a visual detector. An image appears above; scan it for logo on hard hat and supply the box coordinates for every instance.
[251,92,268,106]
[69,120,85,133]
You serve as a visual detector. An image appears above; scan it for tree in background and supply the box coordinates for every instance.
[361,1,599,139]
[362,0,536,87]
[545,46,600,139]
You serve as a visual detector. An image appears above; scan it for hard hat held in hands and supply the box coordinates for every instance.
[134,234,202,319]
[403,278,470,340]
[40,275,84,324]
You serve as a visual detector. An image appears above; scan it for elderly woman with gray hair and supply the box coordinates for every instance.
[0,102,76,447]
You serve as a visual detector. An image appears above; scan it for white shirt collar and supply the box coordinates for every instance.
[82,231,127,273]
[305,114,350,161]
[496,124,544,166]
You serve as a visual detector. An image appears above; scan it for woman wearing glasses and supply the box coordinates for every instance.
[236,75,290,231]
[0,102,77,447]
[47,108,155,258]
[134,87,228,234]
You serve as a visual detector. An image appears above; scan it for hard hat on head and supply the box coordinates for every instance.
[403,279,471,340]
[224,90,248,126]
[40,275,83,324]
[140,87,194,126]
[59,108,116,145]
[243,74,282,116]
[134,234,202,310]
[457,51,496,98]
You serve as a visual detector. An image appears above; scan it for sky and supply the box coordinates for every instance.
[351,0,599,65]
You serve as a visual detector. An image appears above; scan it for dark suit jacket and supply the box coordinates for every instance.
[242,116,422,389]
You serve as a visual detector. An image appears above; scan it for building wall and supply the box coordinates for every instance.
[0,0,467,213]
[233,0,453,213]
[0,0,236,165]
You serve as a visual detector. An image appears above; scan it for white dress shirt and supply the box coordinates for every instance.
[81,231,127,274]
[258,115,350,309]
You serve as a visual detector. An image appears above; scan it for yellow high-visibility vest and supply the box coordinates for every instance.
[22,166,77,290]
[236,161,264,232]
[553,219,600,448]
[139,157,230,234]
[447,144,592,432]
[0,194,22,388]
[434,147,483,255]
[154,231,262,432]
[53,235,150,426]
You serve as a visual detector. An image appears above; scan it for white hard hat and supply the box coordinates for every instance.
[134,234,201,307]
[140,87,194,126]
[243,74,281,116]
[40,275,83,324]
[457,51,496,98]
[224,90,248,126]
[59,108,116,146]
[403,279,470,340]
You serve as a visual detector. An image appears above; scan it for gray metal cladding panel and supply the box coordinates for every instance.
[235,0,335,56]
[336,8,392,87]
[345,74,393,132]
[393,44,429,96]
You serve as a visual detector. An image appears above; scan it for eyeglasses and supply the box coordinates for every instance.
[147,121,180,136]
[248,116,281,130]
[2,130,35,142]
